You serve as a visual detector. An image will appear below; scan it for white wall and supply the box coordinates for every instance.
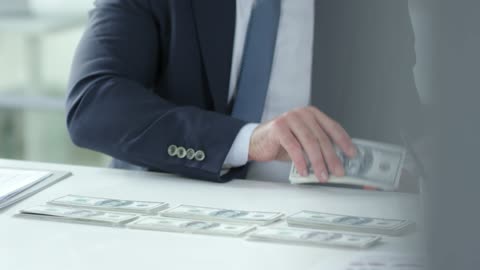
[30,0,93,16]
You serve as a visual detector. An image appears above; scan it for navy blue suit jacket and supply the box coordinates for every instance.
[67,0,421,182]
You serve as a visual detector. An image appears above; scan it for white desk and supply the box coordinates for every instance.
[0,159,423,270]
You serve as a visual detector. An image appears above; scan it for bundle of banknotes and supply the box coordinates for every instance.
[248,227,381,249]
[15,194,412,249]
[289,139,406,191]
[18,205,140,226]
[128,216,256,237]
[161,205,284,225]
[345,255,425,270]
[49,194,169,214]
[286,211,415,236]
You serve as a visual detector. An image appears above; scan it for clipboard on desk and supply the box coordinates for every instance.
[0,168,72,210]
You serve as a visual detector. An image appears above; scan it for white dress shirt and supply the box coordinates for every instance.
[224,0,315,182]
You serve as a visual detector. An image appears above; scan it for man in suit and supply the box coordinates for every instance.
[67,0,422,183]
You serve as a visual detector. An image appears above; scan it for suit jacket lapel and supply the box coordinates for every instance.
[192,0,236,113]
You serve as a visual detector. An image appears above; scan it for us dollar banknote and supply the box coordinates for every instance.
[287,211,415,236]
[247,227,381,249]
[18,205,140,226]
[346,255,425,270]
[48,195,169,214]
[161,205,283,225]
[289,139,406,190]
[128,216,256,237]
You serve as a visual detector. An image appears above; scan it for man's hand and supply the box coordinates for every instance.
[248,106,356,183]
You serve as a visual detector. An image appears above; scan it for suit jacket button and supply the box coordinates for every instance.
[177,147,187,159]
[195,150,206,161]
[186,149,196,160]
[167,145,178,157]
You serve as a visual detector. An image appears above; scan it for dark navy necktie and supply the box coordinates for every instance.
[231,0,281,123]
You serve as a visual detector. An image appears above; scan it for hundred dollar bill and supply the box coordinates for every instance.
[18,205,140,226]
[247,227,381,249]
[289,139,406,190]
[161,205,283,225]
[346,255,425,270]
[48,195,169,214]
[128,216,256,237]
[287,211,415,236]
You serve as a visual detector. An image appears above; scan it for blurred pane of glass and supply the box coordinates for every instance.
[0,107,108,166]
[0,6,105,167]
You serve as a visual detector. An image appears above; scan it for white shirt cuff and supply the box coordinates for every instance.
[223,123,259,168]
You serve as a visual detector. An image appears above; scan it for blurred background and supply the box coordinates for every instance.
[0,0,108,166]
[0,0,433,168]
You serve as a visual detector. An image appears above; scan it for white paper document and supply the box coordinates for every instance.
[0,168,52,202]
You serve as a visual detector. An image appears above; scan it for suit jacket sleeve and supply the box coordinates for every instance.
[66,0,246,182]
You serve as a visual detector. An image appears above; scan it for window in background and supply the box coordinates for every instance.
[0,0,108,166]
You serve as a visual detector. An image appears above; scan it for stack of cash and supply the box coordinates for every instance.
[161,205,283,225]
[49,195,169,214]
[290,139,406,191]
[18,205,140,226]
[248,227,381,249]
[128,216,256,237]
[346,255,425,270]
[287,211,415,236]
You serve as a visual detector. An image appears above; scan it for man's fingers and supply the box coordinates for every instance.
[257,106,354,182]
[274,120,308,177]
[318,131,345,177]
[301,111,344,176]
[287,114,329,183]
[308,107,357,158]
